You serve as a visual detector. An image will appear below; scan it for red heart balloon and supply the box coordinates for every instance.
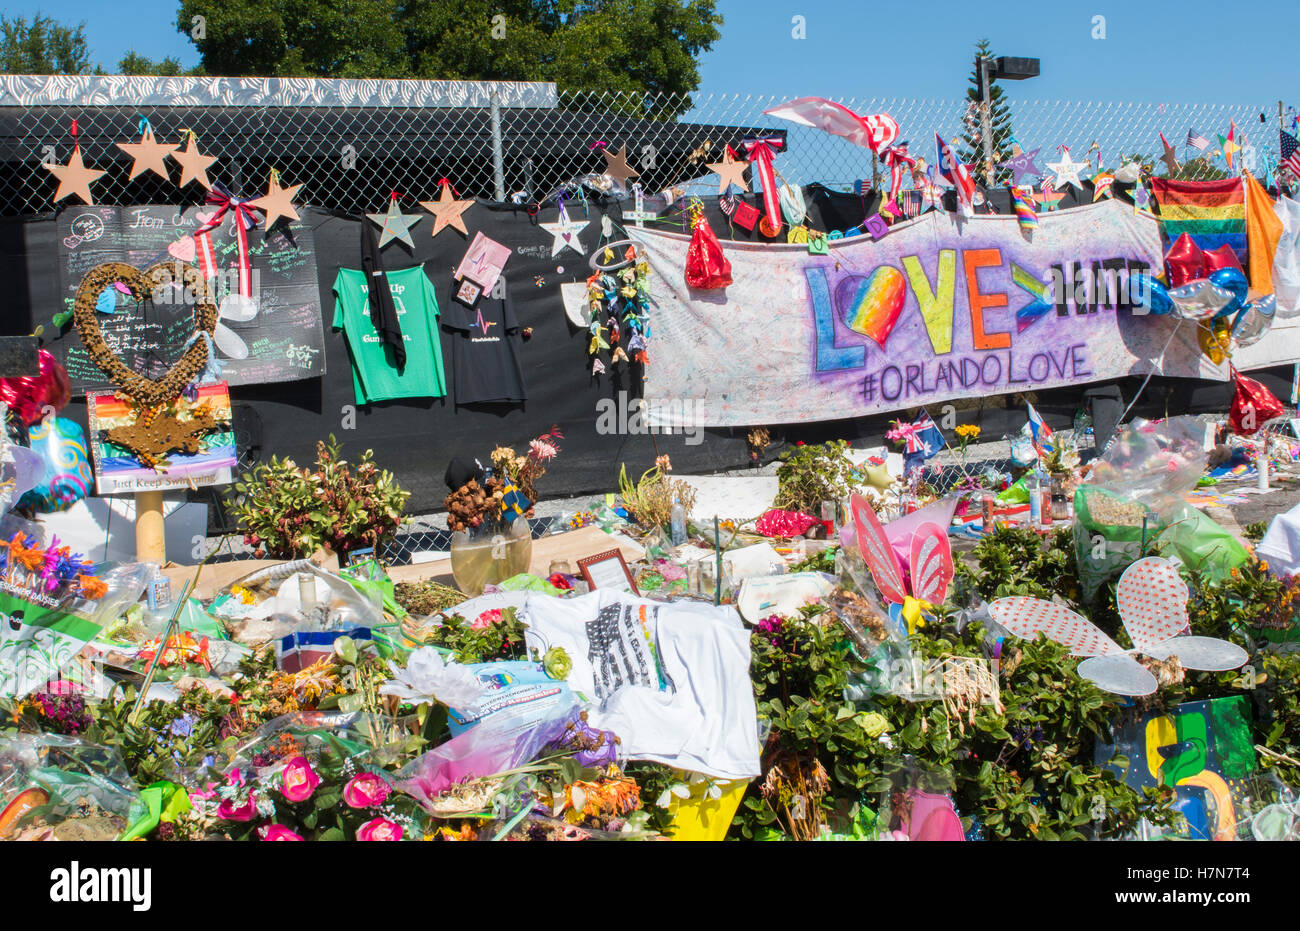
[0,350,71,426]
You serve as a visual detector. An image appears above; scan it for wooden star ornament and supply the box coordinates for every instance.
[367,197,422,248]
[44,146,106,205]
[420,181,474,238]
[116,124,177,181]
[706,147,750,194]
[171,134,217,190]
[249,172,302,228]
[600,143,640,188]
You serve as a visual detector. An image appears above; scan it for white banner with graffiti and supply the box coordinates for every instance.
[636,201,1298,428]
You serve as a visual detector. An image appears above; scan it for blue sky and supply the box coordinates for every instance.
[9,0,1298,108]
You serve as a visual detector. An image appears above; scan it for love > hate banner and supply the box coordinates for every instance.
[636,201,1232,428]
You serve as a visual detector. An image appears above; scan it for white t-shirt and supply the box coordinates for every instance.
[520,590,760,780]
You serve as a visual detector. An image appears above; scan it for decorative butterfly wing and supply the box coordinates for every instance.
[213,322,250,360]
[987,597,1123,657]
[1117,557,1248,672]
[213,293,258,359]
[908,522,953,605]
[1141,636,1249,671]
[1075,655,1159,697]
[850,493,907,605]
[989,596,1156,695]
[1116,558,1191,652]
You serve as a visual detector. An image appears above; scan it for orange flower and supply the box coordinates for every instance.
[9,534,44,573]
[76,574,108,600]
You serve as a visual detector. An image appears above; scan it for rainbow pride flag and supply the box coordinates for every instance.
[1150,177,1247,269]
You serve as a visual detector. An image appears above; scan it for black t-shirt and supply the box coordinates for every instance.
[441,276,527,404]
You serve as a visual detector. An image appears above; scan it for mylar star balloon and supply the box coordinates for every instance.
[1169,279,1235,319]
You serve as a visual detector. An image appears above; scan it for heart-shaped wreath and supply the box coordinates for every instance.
[73,260,218,409]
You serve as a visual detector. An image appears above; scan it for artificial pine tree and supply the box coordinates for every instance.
[959,38,1016,187]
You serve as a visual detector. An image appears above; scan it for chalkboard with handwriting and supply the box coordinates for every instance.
[52,205,326,394]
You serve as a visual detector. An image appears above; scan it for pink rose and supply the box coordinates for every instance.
[471,609,502,630]
[216,795,258,822]
[343,772,392,808]
[280,756,321,803]
[356,817,403,841]
[260,824,305,841]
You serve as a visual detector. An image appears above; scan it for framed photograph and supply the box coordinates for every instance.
[454,278,483,307]
[577,549,640,595]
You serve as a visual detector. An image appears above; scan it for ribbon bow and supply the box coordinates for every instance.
[195,183,260,297]
[879,142,916,204]
[743,135,785,232]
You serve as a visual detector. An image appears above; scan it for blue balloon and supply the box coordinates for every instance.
[1131,274,1173,315]
[16,417,92,512]
[1208,267,1248,318]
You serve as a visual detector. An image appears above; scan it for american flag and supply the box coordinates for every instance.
[899,189,923,218]
[1186,128,1210,150]
[1281,131,1300,179]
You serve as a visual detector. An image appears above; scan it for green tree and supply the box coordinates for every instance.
[0,13,93,74]
[959,38,1016,187]
[176,0,722,116]
[176,0,409,79]
[118,51,188,76]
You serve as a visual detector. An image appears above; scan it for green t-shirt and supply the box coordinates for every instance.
[331,265,447,404]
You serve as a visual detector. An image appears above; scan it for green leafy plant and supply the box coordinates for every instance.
[227,436,409,558]
[618,463,696,532]
[773,440,856,515]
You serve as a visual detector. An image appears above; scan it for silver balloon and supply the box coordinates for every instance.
[1231,294,1277,347]
[1168,279,1235,319]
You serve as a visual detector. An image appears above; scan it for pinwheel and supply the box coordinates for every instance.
[988,557,1246,696]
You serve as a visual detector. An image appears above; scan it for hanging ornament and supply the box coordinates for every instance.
[594,141,640,189]
[115,117,177,181]
[248,168,302,229]
[1159,133,1181,175]
[706,145,750,194]
[195,183,259,303]
[171,129,217,189]
[685,200,732,289]
[1011,186,1038,236]
[1092,171,1115,201]
[540,197,588,257]
[743,135,785,233]
[419,178,474,238]
[1046,146,1088,191]
[367,193,422,248]
[43,120,105,206]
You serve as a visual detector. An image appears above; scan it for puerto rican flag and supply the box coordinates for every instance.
[1026,402,1054,456]
[936,132,975,216]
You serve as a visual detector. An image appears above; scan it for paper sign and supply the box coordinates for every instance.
[86,381,236,494]
[454,231,512,292]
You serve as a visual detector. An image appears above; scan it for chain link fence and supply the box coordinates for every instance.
[0,83,1284,217]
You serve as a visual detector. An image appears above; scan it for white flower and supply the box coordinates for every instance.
[379,647,487,711]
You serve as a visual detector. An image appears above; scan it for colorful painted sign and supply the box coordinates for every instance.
[85,381,236,494]
[635,202,1247,428]
[1096,696,1258,841]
